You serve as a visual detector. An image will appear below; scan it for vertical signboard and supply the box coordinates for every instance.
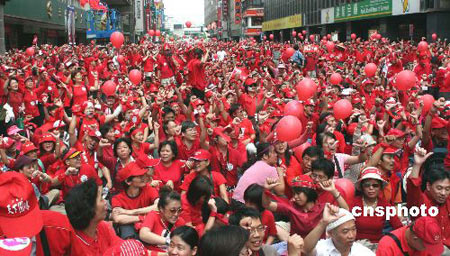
[392,0,420,15]
[235,0,241,24]
[136,0,144,33]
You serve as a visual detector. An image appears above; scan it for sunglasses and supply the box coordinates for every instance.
[362,183,381,188]
[167,207,183,214]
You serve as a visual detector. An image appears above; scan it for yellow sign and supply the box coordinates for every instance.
[262,14,302,31]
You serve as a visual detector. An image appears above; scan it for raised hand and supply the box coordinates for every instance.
[413,147,433,166]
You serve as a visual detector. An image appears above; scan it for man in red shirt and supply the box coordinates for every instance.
[175,120,207,160]
[187,48,209,99]
[377,217,444,256]
[0,172,83,255]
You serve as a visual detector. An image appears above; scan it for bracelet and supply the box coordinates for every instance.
[210,211,217,218]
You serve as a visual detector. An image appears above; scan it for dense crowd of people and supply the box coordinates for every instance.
[0,33,449,256]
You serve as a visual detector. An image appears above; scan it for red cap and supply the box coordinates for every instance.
[346,123,367,136]
[0,172,43,237]
[386,128,406,137]
[102,239,147,256]
[0,237,32,256]
[412,217,444,256]
[213,127,231,143]
[383,147,400,155]
[292,175,316,189]
[431,117,448,129]
[87,129,102,140]
[63,148,82,161]
[191,99,205,109]
[39,133,56,144]
[21,141,38,155]
[245,78,256,86]
[117,162,148,182]
[136,155,160,168]
[304,99,315,106]
[190,149,211,161]
[1,137,16,149]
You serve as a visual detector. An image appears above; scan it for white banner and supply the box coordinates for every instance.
[321,8,334,24]
[392,0,420,16]
[135,0,144,33]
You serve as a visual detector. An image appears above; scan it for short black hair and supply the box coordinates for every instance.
[303,146,324,159]
[158,186,181,210]
[158,140,178,160]
[202,197,229,223]
[229,207,261,226]
[243,184,264,212]
[162,107,175,118]
[422,166,450,191]
[256,142,272,161]
[292,186,318,203]
[228,103,242,117]
[171,226,199,250]
[316,132,336,148]
[64,179,98,230]
[99,124,113,138]
[198,226,249,256]
[187,175,212,206]
[311,158,335,179]
[181,121,197,134]
[113,137,132,157]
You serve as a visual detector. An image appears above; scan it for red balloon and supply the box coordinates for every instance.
[326,41,335,52]
[351,33,356,40]
[26,47,35,56]
[395,70,416,91]
[299,35,304,40]
[333,99,353,120]
[276,116,303,142]
[129,69,142,85]
[292,31,297,37]
[327,34,331,39]
[356,38,361,43]
[285,47,295,57]
[322,36,327,41]
[269,34,274,40]
[102,80,116,96]
[117,55,125,64]
[213,54,218,59]
[376,33,382,40]
[432,33,437,41]
[293,142,311,161]
[110,31,124,49]
[330,73,342,85]
[335,178,355,204]
[302,30,306,35]
[263,36,267,40]
[364,63,377,77]
[309,35,315,42]
[418,41,428,52]
[155,30,161,36]
[296,78,317,101]
[421,94,435,113]
[185,21,192,28]
[284,100,304,119]
[148,30,155,36]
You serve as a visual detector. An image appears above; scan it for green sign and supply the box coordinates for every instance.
[334,0,392,22]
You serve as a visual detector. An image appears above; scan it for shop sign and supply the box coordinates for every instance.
[334,0,392,22]
[321,7,334,24]
[262,14,302,32]
[392,0,420,16]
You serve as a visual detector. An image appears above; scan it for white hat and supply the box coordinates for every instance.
[341,88,353,96]
[355,167,387,191]
[360,134,376,146]
[326,208,355,232]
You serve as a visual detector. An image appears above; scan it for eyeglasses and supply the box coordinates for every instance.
[246,225,267,235]
[362,183,381,188]
[167,207,183,215]
[311,173,328,181]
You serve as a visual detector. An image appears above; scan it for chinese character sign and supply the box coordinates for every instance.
[334,0,392,22]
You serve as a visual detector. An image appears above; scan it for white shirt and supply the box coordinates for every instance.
[217,50,226,61]
[313,238,375,256]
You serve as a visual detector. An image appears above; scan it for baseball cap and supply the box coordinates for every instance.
[213,127,231,143]
[0,237,32,256]
[117,162,148,182]
[0,137,16,149]
[63,148,82,161]
[412,217,444,256]
[87,129,102,140]
[136,155,160,169]
[386,128,406,137]
[13,155,37,171]
[103,239,147,256]
[39,133,56,144]
[383,147,400,155]
[7,125,23,136]
[244,78,256,86]
[21,142,38,155]
[190,149,211,161]
[0,172,43,237]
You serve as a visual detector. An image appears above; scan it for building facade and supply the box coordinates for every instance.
[263,0,450,42]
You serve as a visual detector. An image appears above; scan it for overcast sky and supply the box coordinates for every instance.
[163,0,204,26]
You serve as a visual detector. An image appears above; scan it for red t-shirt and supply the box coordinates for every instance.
[187,59,207,90]
[71,84,88,106]
[209,146,242,187]
[111,184,158,210]
[132,142,152,159]
[180,171,226,196]
[72,221,122,255]
[140,211,186,251]
[239,93,264,117]
[377,226,434,256]
[154,160,185,191]
[56,164,101,200]
[261,210,277,243]
[157,55,175,79]
[175,137,201,161]
[276,200,325,238]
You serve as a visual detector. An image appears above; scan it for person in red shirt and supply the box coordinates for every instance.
[3,77,23,117]
[406,147,450,251]
[235,78,265,118]
[351,167,403,246]
[38,133,62,174]
[376,217,444,256]
[65,178,122,255]
[180,149,228,203]
[154,140,185,191]
[187,48,209,99]
[111,162,159,239]
[0,172,83,256]
[310,158,348,206]
[175,121,205,161]
[130,126,159,160]
[139,188,185,253]
[157,45,177,86]
[243,184,277,244]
